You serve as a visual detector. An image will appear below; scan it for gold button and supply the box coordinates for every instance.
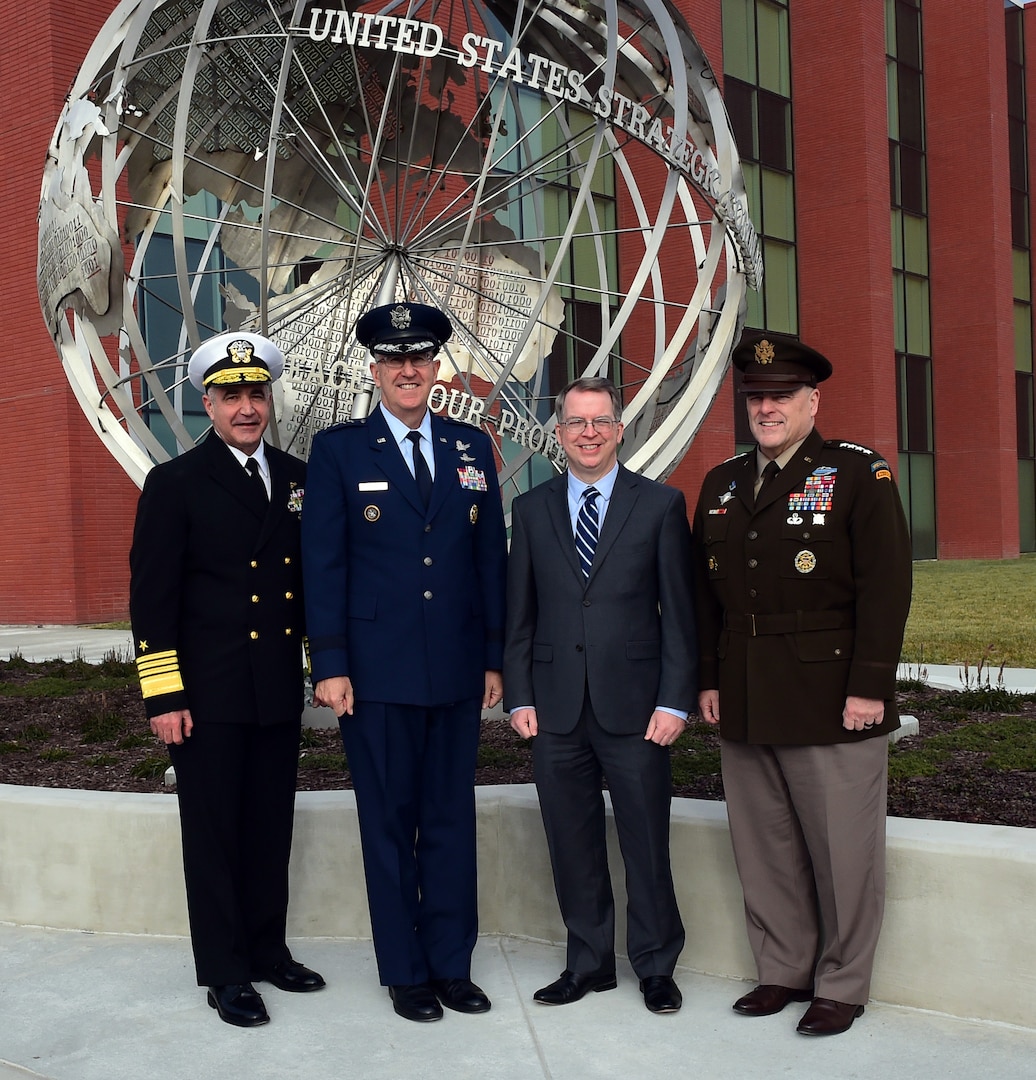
[285,591,294,600]
[284,557,292,565]
[285,627,293,636]
[250,560,258,568]
[250,631,259,640]
[251,594,260,603]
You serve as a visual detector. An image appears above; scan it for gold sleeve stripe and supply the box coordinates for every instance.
[135,650,185,699]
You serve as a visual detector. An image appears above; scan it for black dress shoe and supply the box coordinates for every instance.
[207,983,270,1027]
[639,975,682,1014]
[732,984,813,1016]
[533,969,617,1005]
[389,983,444,1022]
[259,959,326,993]
[796,997,865,1036]
[430,977,491,1014]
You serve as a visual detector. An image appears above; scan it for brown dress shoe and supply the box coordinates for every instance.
[732,984,813,1016]
[796,997,865,1036]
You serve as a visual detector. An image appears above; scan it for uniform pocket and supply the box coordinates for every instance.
[533,642,553,663]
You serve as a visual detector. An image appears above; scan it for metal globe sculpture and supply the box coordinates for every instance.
[39,0,760,503]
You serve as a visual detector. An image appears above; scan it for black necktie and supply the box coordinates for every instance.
[407,430,433,507]
[576,486,600,578]
[756,459,780,504]
[245,457,268,503]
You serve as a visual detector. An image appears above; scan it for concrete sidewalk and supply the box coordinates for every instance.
[1,927,1034,1080]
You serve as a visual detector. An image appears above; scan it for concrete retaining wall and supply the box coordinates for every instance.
[1,783,1032,1027]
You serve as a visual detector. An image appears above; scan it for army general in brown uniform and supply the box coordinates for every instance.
[691,335,912,1037]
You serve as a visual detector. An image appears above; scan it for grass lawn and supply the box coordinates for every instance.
[903,554,1036,669]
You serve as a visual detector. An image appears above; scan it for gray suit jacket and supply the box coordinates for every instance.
[504,464,698,734]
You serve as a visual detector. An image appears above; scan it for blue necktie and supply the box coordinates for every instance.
[407,430,433,507]
[576,486,600,578]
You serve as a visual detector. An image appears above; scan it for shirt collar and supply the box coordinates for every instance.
[224,439,269,477]
[567,462,619,503]
[379,402,432,447]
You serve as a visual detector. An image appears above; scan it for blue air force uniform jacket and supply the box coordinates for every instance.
[301,408,507,704]
[129,432,308,725]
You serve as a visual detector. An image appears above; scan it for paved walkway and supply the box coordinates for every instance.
[2,626,1034,1079]
[1,928,1035,1080]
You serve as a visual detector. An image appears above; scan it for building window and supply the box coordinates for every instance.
[888,0,934,559]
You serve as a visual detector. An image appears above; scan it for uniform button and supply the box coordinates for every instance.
[747,559,758,569]
[284,557,292,565]
[423,590,433,600]
[285,591,294,600]
[834,648,842,656]
[250,631,259,640]
[423,557,433,566]
[251,594,260,603]
[424,525,432,533]
[747,530,758,540]
[582,599,591,607]
[250,560,258,568]
[285,628,293,636]
[576,644,584,652]
[803,532,811,540]
[749,589,758,598]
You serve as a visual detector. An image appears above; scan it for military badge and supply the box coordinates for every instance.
[455,439,471,451]
[755,339,776,364]
[287,485,304,514]
[788,471,836,513]
[390,304,412,329]
[794,549,817,574]
[469,504,478,524]
[787,512,803,525]
[719,490,734,505]
[458,466,488,491]
[708,555,719,572]
[871,458,892,481]
[812,512,825,525]
[364,505,381,522]
[708,508,727,515]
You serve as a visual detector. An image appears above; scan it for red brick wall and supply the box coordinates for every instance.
[790,1,899,467]
[0,0,139,624]
[923,2,1018,558]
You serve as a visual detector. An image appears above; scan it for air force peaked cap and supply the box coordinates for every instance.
[733,334,833,393]
[188,331,285,392]
[355,302,453,354]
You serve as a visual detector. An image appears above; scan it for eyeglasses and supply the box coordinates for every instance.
[558,416,619,432]
[374,351,437,369]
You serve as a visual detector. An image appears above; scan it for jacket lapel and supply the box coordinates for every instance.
[545,475,583,584]
[589,466,637,580]
[367,408,426,517]
[204,432,267,523]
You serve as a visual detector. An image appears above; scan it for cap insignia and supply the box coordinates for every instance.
[228,340,254,364]
[755,339,775,365]
[390,305,412,330]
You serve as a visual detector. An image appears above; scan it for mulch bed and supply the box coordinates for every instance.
[0,661,1033,828]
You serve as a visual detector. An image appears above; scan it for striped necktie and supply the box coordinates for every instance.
[575,486,600,578]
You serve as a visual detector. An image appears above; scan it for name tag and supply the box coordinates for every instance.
[358,481,389,491]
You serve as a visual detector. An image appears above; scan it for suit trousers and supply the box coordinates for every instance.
[341,699,481,986]
[720,736,889,1005]
[532,694,685,979]
[168,719,300,986]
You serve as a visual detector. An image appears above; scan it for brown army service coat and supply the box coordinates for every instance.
[691,428,912,745]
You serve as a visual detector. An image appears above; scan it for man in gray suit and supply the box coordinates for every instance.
[504,376,697,1015]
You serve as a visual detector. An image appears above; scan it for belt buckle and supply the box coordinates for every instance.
[749,613,757,636]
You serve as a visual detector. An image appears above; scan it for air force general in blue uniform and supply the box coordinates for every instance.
[301,302,507,1023]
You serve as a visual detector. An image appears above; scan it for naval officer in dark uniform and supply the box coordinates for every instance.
[301,302,507,1022]
[691,335,912,1037]
[129,331,324,1027]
